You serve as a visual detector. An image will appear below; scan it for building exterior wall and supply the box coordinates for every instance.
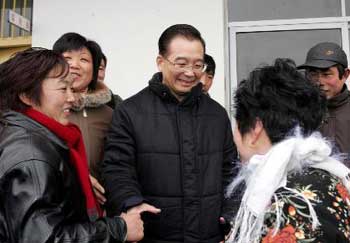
[0,44,29,62]
[0,0,32,62]
[32,0,227,107]
[226,0,350,120]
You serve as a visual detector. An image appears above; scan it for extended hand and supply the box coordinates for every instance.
[219,217,232,243]
[120,212,144,242]
[89,175,106,205]
[127,203,161,214]
[124,203,161,242]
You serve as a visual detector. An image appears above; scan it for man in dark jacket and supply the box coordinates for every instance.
[298,42,350,162]
[102,24,237,243]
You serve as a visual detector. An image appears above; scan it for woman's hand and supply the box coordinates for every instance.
[121,212,144,242]
[124,203,161,242]
[89,175,106,205]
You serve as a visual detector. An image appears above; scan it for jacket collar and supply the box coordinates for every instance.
[148,72,203,107]
[1,110,68,149]
[72,82,112,111]
[327,85,350,108]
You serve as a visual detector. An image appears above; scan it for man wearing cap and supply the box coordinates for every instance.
[298,42,350,159]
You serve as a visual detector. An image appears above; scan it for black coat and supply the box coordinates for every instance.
[0,111,126,243]
[102,73,237,243]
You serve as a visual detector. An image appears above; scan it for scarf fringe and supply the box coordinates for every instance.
[226,128,350,242]
[228,204,263,243]
[283,187,320,229]
[229,188,321,243]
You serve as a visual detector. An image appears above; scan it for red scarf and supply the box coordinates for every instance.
[22,108,102,220]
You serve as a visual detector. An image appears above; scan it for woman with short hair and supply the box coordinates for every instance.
[53,32,113,183]
[227,59,350,242]
[0,48,143,243]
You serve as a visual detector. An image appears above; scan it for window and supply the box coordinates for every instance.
[226,0,350,119]
[236,29,342,82]
[0,0,32,38]
[228,0,341,22]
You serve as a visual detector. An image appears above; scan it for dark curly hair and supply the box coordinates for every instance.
[234,58,326,144]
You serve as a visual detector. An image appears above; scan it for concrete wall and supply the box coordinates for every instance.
[32,0,227,106]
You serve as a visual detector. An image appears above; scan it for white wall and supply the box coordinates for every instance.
[32,0,227,106]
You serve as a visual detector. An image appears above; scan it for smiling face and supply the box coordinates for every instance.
[23,68,76,125]
[157,36,204,100]
[62,47,93,93]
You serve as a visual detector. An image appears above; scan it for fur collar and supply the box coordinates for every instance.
[72,82,112,111]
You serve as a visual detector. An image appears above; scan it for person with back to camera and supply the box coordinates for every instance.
[226,58,350,242]
[53,32,113,202]
[0,48,144,243]
[298,42,350,163]
[102,24,237,243]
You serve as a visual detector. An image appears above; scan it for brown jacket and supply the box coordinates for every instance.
[69,82,114,179]
[69,106,113,179]
[320,85,350,161]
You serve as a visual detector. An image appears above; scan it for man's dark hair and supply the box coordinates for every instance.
[158,24,206,57]
[53,32,102,90]
[0,48,69,111]
[306,64,346,80]
[336,64,346,78]
[235,58,326,144]
[204,54,216,75]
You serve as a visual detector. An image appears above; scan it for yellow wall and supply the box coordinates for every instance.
[0,45,30,63]
[0,36,31,63]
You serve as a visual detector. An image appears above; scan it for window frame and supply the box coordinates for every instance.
[226,16,350,120]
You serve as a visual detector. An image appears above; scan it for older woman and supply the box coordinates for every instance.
[0,48,144,242]
[227,59,350,242]
[53,33,113,182]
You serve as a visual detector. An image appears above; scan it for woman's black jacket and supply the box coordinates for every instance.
[0,111,126,243]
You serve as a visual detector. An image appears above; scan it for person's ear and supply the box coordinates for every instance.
[156,55,164,72]
[343,68,350,81]
[19,93,33,106]
[251,119,264,145]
